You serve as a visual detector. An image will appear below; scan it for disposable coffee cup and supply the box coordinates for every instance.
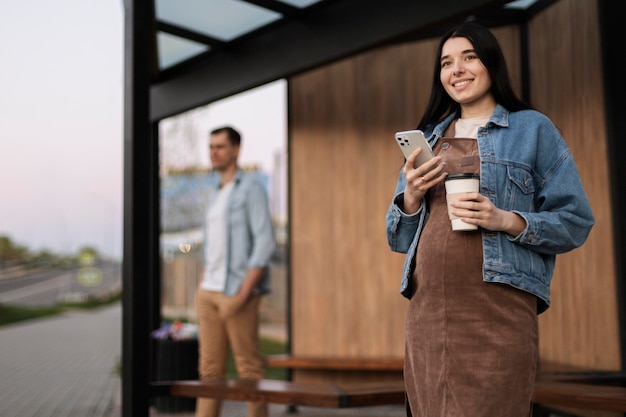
[444,173,480,231]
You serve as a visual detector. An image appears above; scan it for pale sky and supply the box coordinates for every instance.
[0,1,286,259]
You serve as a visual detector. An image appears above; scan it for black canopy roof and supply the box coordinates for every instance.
[149,0,543,120]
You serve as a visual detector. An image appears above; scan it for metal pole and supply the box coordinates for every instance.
[122,0,155,416]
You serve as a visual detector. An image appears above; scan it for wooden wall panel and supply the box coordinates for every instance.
[289,43,430,362]
[529,0,620,372]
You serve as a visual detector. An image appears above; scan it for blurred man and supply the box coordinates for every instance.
[196,126,276,417]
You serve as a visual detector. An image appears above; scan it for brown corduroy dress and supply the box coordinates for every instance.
[404,132,538,417]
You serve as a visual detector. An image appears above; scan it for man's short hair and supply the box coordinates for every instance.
[211,126,241,147]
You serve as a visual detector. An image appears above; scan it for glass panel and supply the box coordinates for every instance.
[156,0,282,41]
[158,80,288,339]
[276,0,323,7]
[504,0,538,9]
[158,32,210,69]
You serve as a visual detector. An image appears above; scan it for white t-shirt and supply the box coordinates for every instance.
[200,181,234,292]
[455,116,490,139]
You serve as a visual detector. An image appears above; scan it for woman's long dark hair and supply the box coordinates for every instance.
[417,22,531,131]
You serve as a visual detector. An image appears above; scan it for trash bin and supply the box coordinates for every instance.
[152,338,199,413]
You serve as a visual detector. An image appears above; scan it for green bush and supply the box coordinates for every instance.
[0,292,121,327]
[0,304,65,326]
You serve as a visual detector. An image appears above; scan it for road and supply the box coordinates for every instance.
[0,261,121,307]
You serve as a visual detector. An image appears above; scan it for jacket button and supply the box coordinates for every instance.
[441,142,450,150]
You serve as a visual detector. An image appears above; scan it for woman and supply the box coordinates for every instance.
[385,22,594,416]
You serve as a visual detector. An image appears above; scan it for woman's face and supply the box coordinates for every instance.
[440,36,495,115]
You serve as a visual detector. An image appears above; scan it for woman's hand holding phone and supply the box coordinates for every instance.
[402,148,447,214]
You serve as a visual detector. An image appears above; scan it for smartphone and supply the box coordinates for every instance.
[394,130,434,168]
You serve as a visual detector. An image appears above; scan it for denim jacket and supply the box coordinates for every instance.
[202,170,276,295]
[386,105,594,313]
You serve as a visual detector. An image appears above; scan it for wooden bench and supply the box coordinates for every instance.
[151,367,626,413]
[151,378,406,408]
[264,354,404,372]
[150,356,406,410]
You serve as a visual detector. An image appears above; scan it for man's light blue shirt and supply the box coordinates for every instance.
[202,170,276,295]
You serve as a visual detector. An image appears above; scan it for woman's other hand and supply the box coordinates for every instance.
[451,193,526,236]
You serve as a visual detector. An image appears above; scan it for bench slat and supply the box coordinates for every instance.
[533,380,626,413]
[153,379,406,408]
[265,355,404,371]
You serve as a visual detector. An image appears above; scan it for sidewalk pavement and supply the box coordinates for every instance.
[0,303,121,417]
[0,302,405,417]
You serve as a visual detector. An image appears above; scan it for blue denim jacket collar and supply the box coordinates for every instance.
[429,104,509,140]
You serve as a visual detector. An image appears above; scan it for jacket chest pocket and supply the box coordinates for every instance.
[505,165,535,212]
